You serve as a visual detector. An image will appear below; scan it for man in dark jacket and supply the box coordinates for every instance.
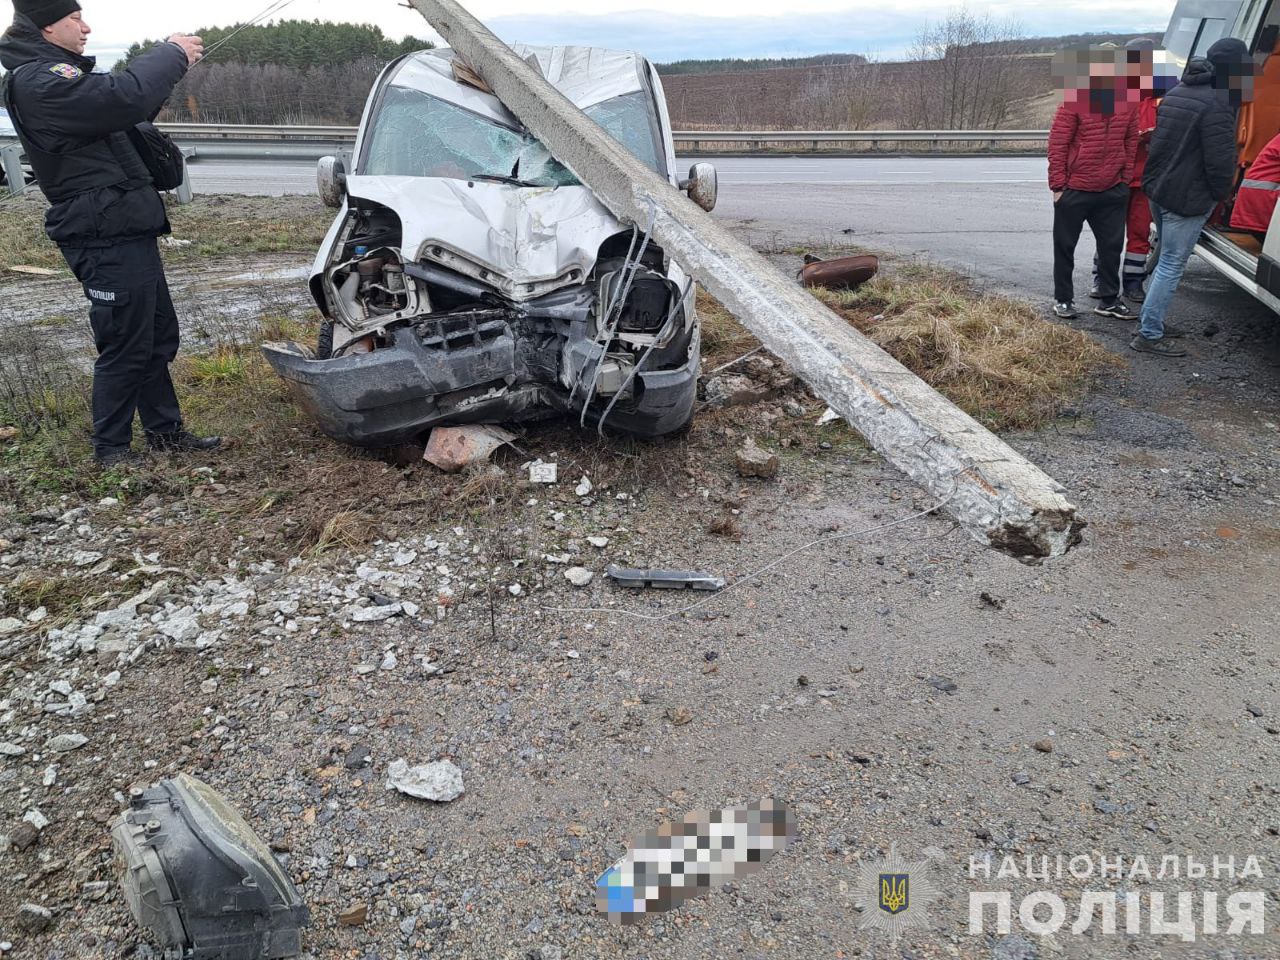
[1135,38,1251,357]
[0,0,220,465]
[1048,51,1140,323]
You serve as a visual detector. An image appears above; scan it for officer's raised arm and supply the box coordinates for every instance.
[40,39,193,140]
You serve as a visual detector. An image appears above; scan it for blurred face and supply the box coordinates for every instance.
[42,11,91,56]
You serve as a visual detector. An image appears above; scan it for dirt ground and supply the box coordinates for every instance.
[0,203,1277,960]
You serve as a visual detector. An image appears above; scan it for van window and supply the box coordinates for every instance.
[1194,17,1230,53]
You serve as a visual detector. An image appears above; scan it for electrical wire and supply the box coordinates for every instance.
[577,197,658,428]
[194,0,304,66]
[549,489,960,624]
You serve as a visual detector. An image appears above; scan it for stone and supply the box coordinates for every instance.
[586,536,609,549]
[159,614,200,644]
[0,618,23,636]
[385,759,465,802]
[16,903,52,934]
[337,902,368,926]
[1032,740,1054,753]
[47,733,87,752]
[0,742,24,757]
[344,745,371,770]
[734,439,779,479]
[575,477,593,497]
[350,604,401,623]
[200,679,217,694]
[564,567,593,588]
[380,652,398,671]
[8,823,38,851]
[71,550,103,567]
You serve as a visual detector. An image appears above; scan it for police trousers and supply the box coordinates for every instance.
[60,238,183,456]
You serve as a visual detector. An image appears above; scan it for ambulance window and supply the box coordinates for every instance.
[1168,16,1204,62]
[1193,18,1229,54]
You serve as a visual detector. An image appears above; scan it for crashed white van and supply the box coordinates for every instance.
[263,45,717,447]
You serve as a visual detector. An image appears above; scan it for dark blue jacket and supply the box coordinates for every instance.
[0,15,188,247]
[1142,44,1242,217]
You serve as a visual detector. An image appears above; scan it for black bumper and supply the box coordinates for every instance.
[262,325,699,448]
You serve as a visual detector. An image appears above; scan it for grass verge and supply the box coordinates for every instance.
[0,193,333,277]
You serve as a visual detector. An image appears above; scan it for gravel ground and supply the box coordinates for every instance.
[0,224,1278,959]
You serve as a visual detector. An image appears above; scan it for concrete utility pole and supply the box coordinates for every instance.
[407,0,1084,563]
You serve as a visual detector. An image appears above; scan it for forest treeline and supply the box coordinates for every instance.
[119,21,434,125]
[109,16,1155,128]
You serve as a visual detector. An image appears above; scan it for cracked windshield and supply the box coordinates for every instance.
[363,86,662,184]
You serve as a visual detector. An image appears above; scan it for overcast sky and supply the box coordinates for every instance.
[3,0,1175,66]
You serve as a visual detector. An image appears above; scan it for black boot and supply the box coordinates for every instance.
[146,429,223,453]
[94,447,147,468]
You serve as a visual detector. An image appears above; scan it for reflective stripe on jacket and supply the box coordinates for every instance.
[1230,132,1280,234]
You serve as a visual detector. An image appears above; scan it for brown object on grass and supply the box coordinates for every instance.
[800,254,879,290]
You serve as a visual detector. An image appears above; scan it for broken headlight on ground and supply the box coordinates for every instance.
[111,773,309,959]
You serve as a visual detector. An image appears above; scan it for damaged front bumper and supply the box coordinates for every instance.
[262,323,698,448]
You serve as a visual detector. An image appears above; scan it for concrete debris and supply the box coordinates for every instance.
[424,424,516,472]
[23,809,49,830]
[606,566,726,591]
[704,373,770,409]
[564,567,594,588]
[575,476,593,497]
[46,733,88,752]
[0,742,25,757]
[587,536,610,549]
[385,759,465,802]
[529,460,558,484]
[349,603,402,623]
[0,618,23,636]
[735,439,779,479]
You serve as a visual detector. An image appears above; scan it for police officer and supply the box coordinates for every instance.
[0,0,220,466]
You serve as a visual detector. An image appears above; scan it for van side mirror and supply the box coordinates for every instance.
[681,162,718,212]
[317,156,347,208]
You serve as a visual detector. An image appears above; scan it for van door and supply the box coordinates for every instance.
[1256,198,1280,296]
[1165,0,1248,64]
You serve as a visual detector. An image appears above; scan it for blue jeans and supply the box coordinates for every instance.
[1139,202,1210,340]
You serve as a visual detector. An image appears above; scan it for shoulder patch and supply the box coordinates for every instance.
[50,63,82,80]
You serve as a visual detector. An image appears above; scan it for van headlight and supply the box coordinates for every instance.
[111,773,310,959]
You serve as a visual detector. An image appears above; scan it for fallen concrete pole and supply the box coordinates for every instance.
[407,0,1084,562]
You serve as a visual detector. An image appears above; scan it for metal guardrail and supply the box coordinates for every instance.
[3,126,1050,197]
[157,123,1050,152]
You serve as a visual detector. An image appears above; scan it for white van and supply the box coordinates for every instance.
[1164,0,1280,311]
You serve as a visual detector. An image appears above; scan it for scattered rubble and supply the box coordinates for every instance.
[564,567,594,588]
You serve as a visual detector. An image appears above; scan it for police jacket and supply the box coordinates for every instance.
[1142,57,1239,218]
[0,15,187,247]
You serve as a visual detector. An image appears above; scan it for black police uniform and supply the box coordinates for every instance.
[0,16,196,460]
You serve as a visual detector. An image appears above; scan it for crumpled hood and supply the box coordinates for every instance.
[340,175,625,301]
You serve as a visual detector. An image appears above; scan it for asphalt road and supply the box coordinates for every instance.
[187,156,1057,295]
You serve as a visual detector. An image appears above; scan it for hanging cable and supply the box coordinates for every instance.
[193,0,304,66]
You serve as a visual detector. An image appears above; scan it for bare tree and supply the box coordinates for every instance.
[902,8,1025,129]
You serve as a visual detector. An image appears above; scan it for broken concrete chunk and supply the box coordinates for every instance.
[385,759,465,802]
[587,536,609,549]
[735,439,779,479]
[350,603,402,623]
[424,425,516,472]
[23,809,49,831]
[705,373,769,409]
[575,476,593,497]
[564,567,594,588]
[47,733,88,753]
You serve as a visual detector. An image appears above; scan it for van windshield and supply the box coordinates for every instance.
[362,87,665,182]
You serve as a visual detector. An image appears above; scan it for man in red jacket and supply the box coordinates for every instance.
[1049,50,1140,321]
[1229,129,1280,239]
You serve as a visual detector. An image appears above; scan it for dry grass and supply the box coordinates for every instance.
[0,193,332,277]
[811,263,1119,429]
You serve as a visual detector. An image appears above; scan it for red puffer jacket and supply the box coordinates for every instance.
[1048,100,1139,193]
